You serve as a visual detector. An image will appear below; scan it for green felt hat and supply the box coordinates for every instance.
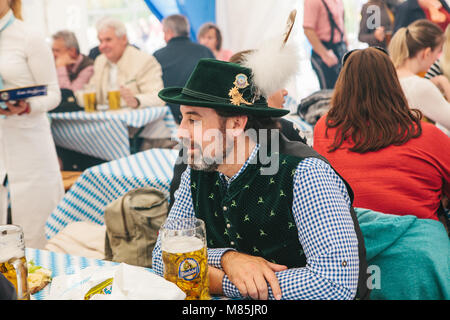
[158,58,289,118]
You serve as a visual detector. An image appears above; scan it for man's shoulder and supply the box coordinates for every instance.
[126,45,152,59]
[93,53,107,69]
[160,39,214,55]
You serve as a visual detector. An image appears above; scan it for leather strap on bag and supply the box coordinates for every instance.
[120,195,131,241]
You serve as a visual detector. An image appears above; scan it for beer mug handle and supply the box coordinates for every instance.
[12,258,27,299]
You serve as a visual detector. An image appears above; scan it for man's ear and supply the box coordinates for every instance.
[227,115,248,137]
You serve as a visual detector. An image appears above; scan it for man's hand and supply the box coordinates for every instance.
[120,86,139,108]
[55,52,76,68]
[0,100,30,116]
[221,251,287,300]
[321,49,339,67]
[374,27,386,42]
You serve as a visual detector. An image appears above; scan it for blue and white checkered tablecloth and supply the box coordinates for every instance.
[25,248,233,300]
[26,248,119,300]
[45,148,179,240]
[49,106,177,161]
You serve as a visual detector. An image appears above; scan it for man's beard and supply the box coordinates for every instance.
[181,129,234,172]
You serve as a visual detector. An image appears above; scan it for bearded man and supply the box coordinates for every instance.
[151,57,369,300]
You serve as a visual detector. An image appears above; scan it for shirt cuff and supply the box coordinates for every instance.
[222,274,244,298]
[207,248,236,270]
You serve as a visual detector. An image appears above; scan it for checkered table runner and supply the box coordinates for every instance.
[49,106,177,161]
[45,148,179,240]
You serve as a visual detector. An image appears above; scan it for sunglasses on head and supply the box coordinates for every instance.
[341,46,389,66]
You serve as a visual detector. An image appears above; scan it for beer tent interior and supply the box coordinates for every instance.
[23,0,370,107]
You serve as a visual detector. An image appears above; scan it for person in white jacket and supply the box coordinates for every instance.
[88,16,165,109]
[87,16,172,150]
[0,0,64,249]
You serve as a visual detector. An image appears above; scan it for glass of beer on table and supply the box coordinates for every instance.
[83,84,96,112]
[160,217,210,300]
[107,85,121,111]
[0,225,30,300]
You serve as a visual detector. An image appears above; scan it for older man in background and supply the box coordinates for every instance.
[52,30,94,92]
[88,16,164,109]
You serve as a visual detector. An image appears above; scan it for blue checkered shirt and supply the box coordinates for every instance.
[152,145,360,300]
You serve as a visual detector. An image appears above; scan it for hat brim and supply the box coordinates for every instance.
[159,87,290,118]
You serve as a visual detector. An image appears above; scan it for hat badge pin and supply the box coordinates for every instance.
[229,73,252,106]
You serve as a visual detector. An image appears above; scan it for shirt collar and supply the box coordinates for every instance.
[219,143,260,185]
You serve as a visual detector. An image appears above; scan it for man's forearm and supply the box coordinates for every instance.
[221,267,356,300]
[208,266,225,295]
[304,28,328,58]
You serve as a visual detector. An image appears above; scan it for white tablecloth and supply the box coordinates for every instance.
[49,106,177,161]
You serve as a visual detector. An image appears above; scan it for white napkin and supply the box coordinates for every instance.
[48,263,185,300]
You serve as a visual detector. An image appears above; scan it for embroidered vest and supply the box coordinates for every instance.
[192,152,305,268]
[190,135,370,299]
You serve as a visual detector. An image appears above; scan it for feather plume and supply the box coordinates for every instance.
[241,36,300,99]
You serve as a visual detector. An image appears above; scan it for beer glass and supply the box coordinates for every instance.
[107,89,121,110]
[0,225,30,300]
[83,84,96,112]
[160,217,210,300]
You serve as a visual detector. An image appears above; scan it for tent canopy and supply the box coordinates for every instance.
[143,0,215,41]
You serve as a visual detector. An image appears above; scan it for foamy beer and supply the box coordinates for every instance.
[83,91,96,112]
[108,90,121,110]
[160,218,210,300]
[0,225,30,300]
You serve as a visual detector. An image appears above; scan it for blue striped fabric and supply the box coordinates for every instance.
[49,107,177,161]
[45,148,179,240]
[284,114,313,134]
[26,248,119,300]
[283,114,314,145]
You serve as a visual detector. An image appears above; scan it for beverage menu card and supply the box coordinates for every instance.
[0,85,47,102]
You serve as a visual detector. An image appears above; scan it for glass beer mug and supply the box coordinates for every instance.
[107,85,121,111]
[83,84,97,112]
[160,217,210,300]
[0,225,30,300]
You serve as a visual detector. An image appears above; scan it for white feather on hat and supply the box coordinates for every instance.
[240,10,300,99]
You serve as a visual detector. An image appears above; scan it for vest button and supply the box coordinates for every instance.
[223,206,228,211]
[230,241,235,246]
[226,223,231,228]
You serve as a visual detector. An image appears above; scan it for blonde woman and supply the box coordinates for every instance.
[389,19,450,132]
[0,0,64,248]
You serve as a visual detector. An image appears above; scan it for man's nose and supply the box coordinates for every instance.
[99,43,106,52]
[177,122,190,140]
